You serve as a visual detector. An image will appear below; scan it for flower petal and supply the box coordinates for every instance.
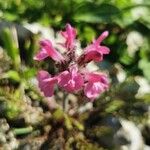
[34,48,48,61]
[40,40,64,62]
[60,24,77,50]
[84,82,104,100]
[37,70,57,97]
[84,51,102,63]
[58,65,83,92]
[97,46,110,54]
[84,73,109,100]
[82,31,110,64]
[96,31,109,44]
[34,40,64,62]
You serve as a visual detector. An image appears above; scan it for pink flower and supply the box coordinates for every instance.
[37,70,58,97]
[34,40,64,62]
[79,31,110,64]
[34,24,110,102]
[84,73,109,100]
[58,65,84,92]
[60,24,77,50]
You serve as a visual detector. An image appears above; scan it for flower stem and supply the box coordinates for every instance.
[13,126,33,135]
[63,92,68,112]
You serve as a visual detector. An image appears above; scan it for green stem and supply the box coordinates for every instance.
[63,92,68,112]
[13,126,33,135]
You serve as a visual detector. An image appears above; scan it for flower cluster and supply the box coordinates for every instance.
[34,24,110,101]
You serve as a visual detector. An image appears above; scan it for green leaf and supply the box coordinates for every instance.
[22,68,36,79]
[13,126,33,135]
[2,28,21,69]
[71,118,84,131]
[118,78,140,100]
[119,49,134,65]
[1,70,21,82]
[80,26,96,43]
[105,100,124,113]
[6,102,20,119]
[52,108,64,121]
[64,114,73,130]
[3,12,19,21]
[74,3,121,23]
[139,59,150,81]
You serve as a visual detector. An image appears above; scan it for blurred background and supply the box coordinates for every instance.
[0,0,150,149]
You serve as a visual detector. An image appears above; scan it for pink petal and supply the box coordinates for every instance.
[59,72,75,92]
[84,82,104,100]
[60,24,77,50]
[37,70,57,97]
[96,31,109,44]
[84,73,109,100]
[34,48,48,61]
[58,65,83,92]
[84,51,102,63]
[82,31,110,64]
[84,44,95,53]
[86,73,109,85]
[69,64,78,77]
[97,46,110,54]
[34,40,64,62]
[74,74,84,91]
[98,74,109,89]
[40,40,64,62]
[57,71,70,87]
[83,46,109,63]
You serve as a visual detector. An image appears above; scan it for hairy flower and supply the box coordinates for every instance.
[58,65,83,92]
[37,70,58,97]
[34,40,64,62]
[60,24,77,50]
[84,73,109,100]
[34,24,110,102]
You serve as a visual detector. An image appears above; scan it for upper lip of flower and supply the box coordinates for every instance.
[34,39,64,62]
[60,23,77,50]
[77,31,110,65]
[84,31,110,53]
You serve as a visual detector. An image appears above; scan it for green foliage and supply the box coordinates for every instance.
[2,28,20,69]
[74,3,121,23]
[139,59,150,81]
[105,99,124,114]
[1,71,21,82]
[5,101,20,119]
[52,108,84,131]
